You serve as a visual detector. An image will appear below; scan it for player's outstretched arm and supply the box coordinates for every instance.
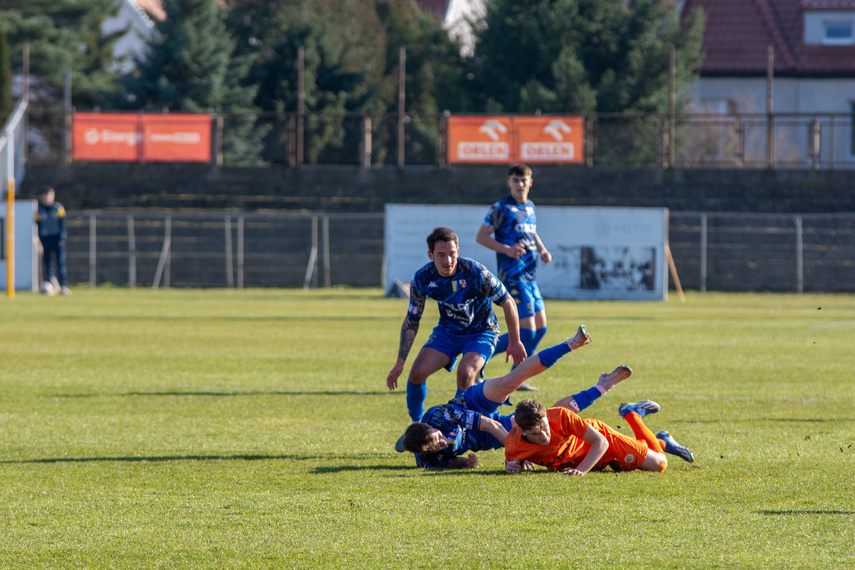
[476,225,525,259]
[478,415,509,443]
[563,427,608,476]
[387,317,419,390]
[534,232,551,264]
[448,453,479,469]
[499,298,527,365]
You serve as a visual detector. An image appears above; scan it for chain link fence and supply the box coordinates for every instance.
[64,212,383,289]
[24,105,855,169]
[58,210,855,293]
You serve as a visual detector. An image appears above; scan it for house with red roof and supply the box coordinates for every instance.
[682,0,855,164]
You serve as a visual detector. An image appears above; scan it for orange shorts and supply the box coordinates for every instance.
[587,419,649,471]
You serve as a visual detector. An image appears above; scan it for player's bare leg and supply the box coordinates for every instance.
[483,326,590,403]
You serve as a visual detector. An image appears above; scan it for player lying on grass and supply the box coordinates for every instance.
[401,325,633,468]
[505,398,694,476]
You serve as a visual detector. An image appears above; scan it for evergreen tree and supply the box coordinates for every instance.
[0,28,12,125]
[227,0,386,163]
[123,0,264,164]
[374,0,465,164]
[466,0,704,115]
[0,0,122,107]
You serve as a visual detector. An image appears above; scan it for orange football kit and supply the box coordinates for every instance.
[505,407,664,472]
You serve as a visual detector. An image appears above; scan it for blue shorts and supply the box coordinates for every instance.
[461,382,514,452]
[505,279,544,320]
[424,326,497,372]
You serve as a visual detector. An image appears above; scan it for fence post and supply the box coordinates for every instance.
[699,214,707,293]
[63,68,72,166]
[829,116,836,170]
[303,215,318,291]
[668,44,676,168]
[89,213,97,287]
[795,216,803,294]
[361,115,372,168]
[297,47,305,167]
[735,116,744,167]
[127,215,136,288]
[811,117,820,170]
[322,215,330,288]
[438,111,448,168]
[766,45,775,169]
[237,215,244,290]
[397,47,406,169]
[225,215,234,288]
[585,115,594,167]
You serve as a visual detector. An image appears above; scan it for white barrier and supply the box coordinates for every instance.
[384,204,668,301]
[0,200,39,291]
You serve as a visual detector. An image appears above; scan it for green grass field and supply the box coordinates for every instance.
[2,288,854,568]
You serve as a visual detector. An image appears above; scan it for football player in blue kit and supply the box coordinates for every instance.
[400,326,632,469]
[476,163,551,390]
[386,227,528,429]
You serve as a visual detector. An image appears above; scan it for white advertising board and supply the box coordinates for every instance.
[384,204,668,301]
[0,200,39,291]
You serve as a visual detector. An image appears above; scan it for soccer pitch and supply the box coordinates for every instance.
[1,288,853,568]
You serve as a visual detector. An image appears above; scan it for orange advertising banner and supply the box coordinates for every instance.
[142,114,211,162]
[513,116,584,164]
[447,115,584,164]
[72,113,212,163]
[73,113,140,162]
[447,116,513,164]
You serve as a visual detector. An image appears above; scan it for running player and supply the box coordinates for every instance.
[476,163,550,390]
[401,326,633,469]
[386,227,527,427]
[505,398,694,475]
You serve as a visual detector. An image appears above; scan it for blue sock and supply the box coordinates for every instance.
[570,386,602,413]
[537,341,571,369]
[512,328,537,369]
[406,381,427,422]
[522,327,544,356]
[494,333,509,355]
[532,327,547,349]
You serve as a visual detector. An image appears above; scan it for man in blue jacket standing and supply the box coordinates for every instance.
[35,186,71,296]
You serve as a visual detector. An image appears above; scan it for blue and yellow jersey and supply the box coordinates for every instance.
[35,202,67,241]
[413,396,481,468]
[407,257,509,335]
[483,195,539,283]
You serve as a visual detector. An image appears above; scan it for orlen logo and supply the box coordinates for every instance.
[521,120,575,160]
[84,128,140,146]
[459,120,510,160]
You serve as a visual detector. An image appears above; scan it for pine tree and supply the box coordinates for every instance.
[123,0,264,164]
[0,0,122,107]
[466,0,704,115]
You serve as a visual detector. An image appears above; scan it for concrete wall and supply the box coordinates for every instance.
[21,163,855,214]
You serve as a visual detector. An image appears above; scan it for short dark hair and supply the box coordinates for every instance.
[426,227,459,253]
[39,185,55,196]
[514,399,547,430]
[507,163,532,178]
[402,422,435,453]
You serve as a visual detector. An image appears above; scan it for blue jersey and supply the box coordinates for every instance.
[414,395,483,468]
[35,202,67,241]
[407,257,509,335]
[483,195,539,283]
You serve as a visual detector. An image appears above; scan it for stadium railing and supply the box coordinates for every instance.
[58,210,855,293]
[23,106,855,169]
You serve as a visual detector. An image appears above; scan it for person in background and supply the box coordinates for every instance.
[35,186,70,296]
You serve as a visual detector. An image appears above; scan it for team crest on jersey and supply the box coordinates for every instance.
[624,454,635,464]
[451,279,467,292]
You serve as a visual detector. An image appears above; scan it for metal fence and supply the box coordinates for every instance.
[60,211,855,293]
[25,106,855,169]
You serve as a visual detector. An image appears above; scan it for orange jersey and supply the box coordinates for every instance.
[505,407,649,472]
